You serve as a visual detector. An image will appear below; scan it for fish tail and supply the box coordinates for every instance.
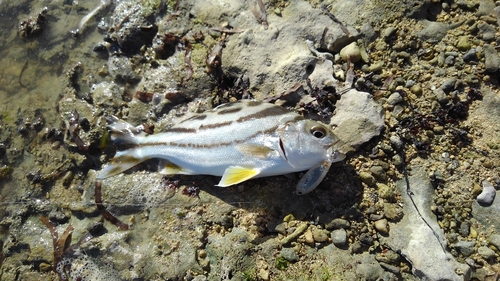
[98,116,148,179]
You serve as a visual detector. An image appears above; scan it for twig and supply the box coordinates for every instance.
[320,5,350,37]
[248,0,268,29]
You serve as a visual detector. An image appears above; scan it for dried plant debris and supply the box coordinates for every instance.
[18,7,48,38]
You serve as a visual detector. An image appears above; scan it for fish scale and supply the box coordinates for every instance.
[99,100,345,194]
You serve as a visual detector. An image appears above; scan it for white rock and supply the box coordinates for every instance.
[477,180,496,206]
[340,42,361,63]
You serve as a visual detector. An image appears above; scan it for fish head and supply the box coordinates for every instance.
[278,119,344,169]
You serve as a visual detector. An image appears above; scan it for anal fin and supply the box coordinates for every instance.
[98,154,146,179]
[217,166,260,187]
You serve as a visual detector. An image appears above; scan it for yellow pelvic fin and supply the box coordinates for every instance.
[217,166,260,187]
[159,161,193,175]
[236,144,274,159]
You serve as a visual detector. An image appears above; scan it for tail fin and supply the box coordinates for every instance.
[98,116,149,179]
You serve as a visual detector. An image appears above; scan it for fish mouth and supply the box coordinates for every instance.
[326,145,346,162]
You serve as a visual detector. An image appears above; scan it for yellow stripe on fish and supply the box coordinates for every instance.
[98,100,345,194]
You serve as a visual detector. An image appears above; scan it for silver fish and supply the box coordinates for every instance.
[98,100,345,194]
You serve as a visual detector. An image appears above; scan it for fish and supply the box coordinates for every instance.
[98,100,345,194]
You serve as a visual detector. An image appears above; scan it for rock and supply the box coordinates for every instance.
[359,172,376,186]
[304,229,314,244]
[477,246,495,260]
[374,219,389,235]
[382,26,396,41]
[384,203,403,221]
[476,180,496,206]
[331,229,348,247]
[484,44,500,73]
[325,218,351,230]
[340,42,361,63]
[281,248,299,262]
[381,166,471,281]
[433,88,449,104]
[329,89,384,153]
[487,234,500,250]
[454,240,476,257]
[387,92,403,105]
[107,56,141,83]
[355,254,385,281]
[463,49,478,62]
[416,20,457,42]
[478,23,496,41]
[456,36,470,51]
[220,0,357,98]
[206,228,255,280]
[312,228,330,243]
[389,135,404,151]
[376,183,395,200]
[440,77,457,92]
[370,166,386,181]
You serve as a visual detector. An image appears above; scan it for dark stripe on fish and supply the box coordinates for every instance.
[217,107,243,115]
[199,120,233,130]
[142,126,278,149]
[237,106,290,123]
[167,127,198,133]
[179,114,207,123]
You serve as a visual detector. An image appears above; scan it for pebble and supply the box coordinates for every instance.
[384,203,403,221]
[478,246,496,260]
[483,44,500,73]
[382,26,396,40]
[389,135,404,151]
[304,229,314,244]
[359,233,374,246]
[377,183,395,200]
[476,180,496,206]
[459,222,470,237]
[454,240,476,257]
[374,219,389,234]
[440,77,457,92]
[463,49,477,62]
[312,228,329,243]
[478,23,496,41]
[359,172,376,186]
[281,248,299,262]
[456,36,470,51]
[325,218,350,230]
[387,92,403,105]
[370,166,386,181]
[331,229,348,247]
[487,233,500,249]
[340,42,361,63]
[444,55,454,65]
[433,88,449,104]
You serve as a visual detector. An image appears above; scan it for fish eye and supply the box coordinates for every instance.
[310,125,326,139]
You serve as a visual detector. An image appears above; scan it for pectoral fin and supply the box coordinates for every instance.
[98,153,147,179]
[217,166,260,187]
[296,161,332,195]
[236,144,274,159]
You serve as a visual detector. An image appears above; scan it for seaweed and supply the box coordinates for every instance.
[95,180,129,230]
[39,215,74,275]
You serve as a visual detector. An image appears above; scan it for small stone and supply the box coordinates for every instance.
[484,44,500,73]
[463,49,478,62]
[274,222,287,235]
[283,214,295,222]
[454,240,476,257]
[389,135,404,151]
[477,180,496,206]
[459,222,470,237]
[377,183,395,200]
[384,203,403,221]
[370,166,386,181]
[410,84,423,95]
[312,228,329,243]
[382,26,396,40]
[487,233,500,249]
[472,182,483,197]
[340,42,361,63]
[387,92,403,105]
[444,55,455,65]
[392,154,403,167]
[359,232,373,246]
[359,172,376,186]
[281,248,298,262]
[456,36,471,51]
[477,246,496,259]
[325,218,350,230]
[304,229,314,244]
[374,219,389,234]
[433,88,449,104]
[440,77,457,92]
[331,229,348,247]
